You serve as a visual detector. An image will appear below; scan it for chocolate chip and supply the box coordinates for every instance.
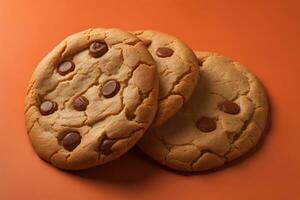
[101,80,120,98]
[62,132,81,151]
[57,61,75,75]
[156,47,174,57]
[39,100,57,115]
[89,41,108,58]
[73,96,89,111]
[99,139,116,155]
[219,101,240,114]
[196,117,216,132]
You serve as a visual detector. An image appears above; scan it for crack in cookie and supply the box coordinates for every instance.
[133,30,199,127]
[25,28,159,170]
[138,51,268,172]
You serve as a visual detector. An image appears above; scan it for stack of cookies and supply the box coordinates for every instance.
[25,28,268,172]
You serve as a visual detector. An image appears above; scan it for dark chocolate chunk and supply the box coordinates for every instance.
[219,101,240,114]
[73,96,89,111]
[39,100,57,115]
[57,61,75,75]
[101,80,120,98]
[89,41,108,58]
[62,132,81,151]
[196,117,216,132]
[99,139,116,155]
[156,47,174,57]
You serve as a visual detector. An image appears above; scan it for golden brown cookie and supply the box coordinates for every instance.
[25,28,159,170]
[138,52,268,172]
[133,30,199,127]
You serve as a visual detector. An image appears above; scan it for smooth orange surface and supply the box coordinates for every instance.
[0,0,299,199]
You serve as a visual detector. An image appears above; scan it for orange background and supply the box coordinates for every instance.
[0,0,299,199]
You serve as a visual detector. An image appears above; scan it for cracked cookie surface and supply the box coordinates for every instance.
[25,28,159,170]
[138,52,268,172]
[133,30,199,127]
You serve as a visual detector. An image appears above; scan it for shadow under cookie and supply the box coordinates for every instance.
[69,147,160,185]
[137,51,270,172]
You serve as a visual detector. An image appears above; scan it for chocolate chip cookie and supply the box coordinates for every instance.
[133,30,199,127]
[138,52,269,171]
[25,28,159,170]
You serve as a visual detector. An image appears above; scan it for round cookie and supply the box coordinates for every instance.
[138,52,269,172]
[133,30,199,127]
[25,28,159,170]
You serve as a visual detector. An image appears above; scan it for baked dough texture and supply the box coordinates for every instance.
[134,30,199,127]
[138,51,268,171]
[25,28,159,170]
